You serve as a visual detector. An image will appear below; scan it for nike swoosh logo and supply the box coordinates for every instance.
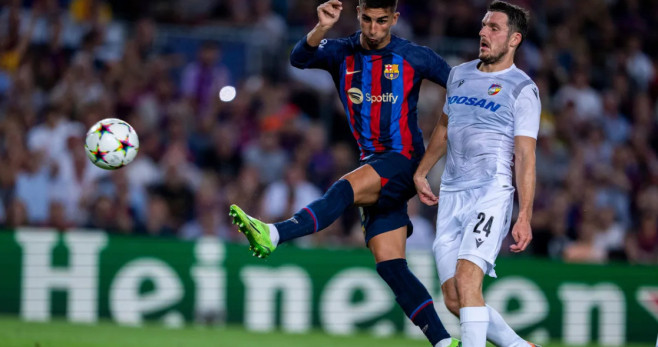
[345,70,361,75]
[248,220,261,234]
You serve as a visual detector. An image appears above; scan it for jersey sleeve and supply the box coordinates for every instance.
[419,47,451,88]
[513,84,541,139]
[290,36,344,72]
[441,66,457,115]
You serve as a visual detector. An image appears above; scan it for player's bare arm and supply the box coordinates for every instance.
[413,113,448,206]
[307,0,343,47]
[510,135,536,253]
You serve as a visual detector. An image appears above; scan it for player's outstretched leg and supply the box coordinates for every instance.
[274,179,354,243]
[230,178,355,259]
[229,204,276,258]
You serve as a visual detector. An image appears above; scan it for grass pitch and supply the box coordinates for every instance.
[0,316,653,347]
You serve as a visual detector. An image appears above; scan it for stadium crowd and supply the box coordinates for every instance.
[0,0,657,264]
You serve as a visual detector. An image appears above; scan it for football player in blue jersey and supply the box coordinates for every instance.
[414,1,541,346]
[230,1,458,345]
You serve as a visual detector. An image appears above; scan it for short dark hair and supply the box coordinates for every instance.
[359,0,397,11]
[488,1,529,45]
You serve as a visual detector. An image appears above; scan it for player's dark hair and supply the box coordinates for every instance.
[488,1,529,45]
[359,0,397,11]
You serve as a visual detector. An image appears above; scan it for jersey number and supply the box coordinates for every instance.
[473,212,494,237]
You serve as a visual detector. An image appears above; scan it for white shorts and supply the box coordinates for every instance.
[433,181,514,285]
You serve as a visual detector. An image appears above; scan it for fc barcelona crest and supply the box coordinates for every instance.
[384,64,399,80]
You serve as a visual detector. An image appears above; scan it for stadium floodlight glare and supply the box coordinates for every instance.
[219,86,237,102]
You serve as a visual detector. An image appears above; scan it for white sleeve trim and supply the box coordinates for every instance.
[514,131,538,139]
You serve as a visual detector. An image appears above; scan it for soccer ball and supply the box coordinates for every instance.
[84,118,139,170]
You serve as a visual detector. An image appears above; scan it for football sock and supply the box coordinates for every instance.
[274,179,354,243]
[486,304,527,347]
[268,224,280,246]
[376,259,450,345]
[435,338,456,347]
[460,306,489,347]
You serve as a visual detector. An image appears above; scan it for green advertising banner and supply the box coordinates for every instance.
[0,228,656,345]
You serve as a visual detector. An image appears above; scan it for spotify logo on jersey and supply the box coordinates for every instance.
[347,88,364,104]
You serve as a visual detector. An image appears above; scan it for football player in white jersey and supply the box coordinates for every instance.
[413,1,541,347]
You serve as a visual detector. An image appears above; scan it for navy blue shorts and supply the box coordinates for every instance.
[359,152,421,244]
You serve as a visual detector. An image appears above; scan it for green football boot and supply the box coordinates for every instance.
[447,338,461,347]
[229,204,276,258]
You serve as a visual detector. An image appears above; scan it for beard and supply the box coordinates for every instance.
[479,46,509,65]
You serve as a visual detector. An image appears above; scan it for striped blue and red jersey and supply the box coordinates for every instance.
[291,32,451,159]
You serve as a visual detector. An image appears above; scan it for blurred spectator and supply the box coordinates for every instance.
[180,174,232,240]
[243,127,289,185]
[198,123,243,184]
[535,127,570,188]
[624,36,654,92]
[251,0,287,81]
[554,68,603,123]
[0,1,37,73]
[592,205,626,259]
[15,151,53,224]
[124,132,163,189]
[295,122,334,190]
[180,40,231,116]
[4,198,28,228]
[27,105,83,161]
[626,213,658,264]
[50,133,106,224]
[546,192,573,260]
[563,222,607,264]
[49,53,105,113]
[224,165,262,221]
[149,165,195,230]
[48,200,74,231]
[260,162,321,222]
[601,90,631,145]
[582,124,613,171]
[139,194,175,237]
[85,195,116,230]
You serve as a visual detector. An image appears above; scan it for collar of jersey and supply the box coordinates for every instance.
[473,61,517,75]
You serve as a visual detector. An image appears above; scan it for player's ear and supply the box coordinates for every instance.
[392,11,399,25]
[509,32,522,48]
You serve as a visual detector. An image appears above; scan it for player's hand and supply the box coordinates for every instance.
[509,219,532,253]
[317,0,343,30]
[414,175,438,206]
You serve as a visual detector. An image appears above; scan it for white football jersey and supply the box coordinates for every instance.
[441,60,540,191]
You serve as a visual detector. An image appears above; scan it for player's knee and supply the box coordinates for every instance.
[442,292,460,316]
[454,261,483,292]
[441,279,460,316]
[342,165,380,205]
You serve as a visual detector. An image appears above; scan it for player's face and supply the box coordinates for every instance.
[357,6,399,49]
[478,11,517,65]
